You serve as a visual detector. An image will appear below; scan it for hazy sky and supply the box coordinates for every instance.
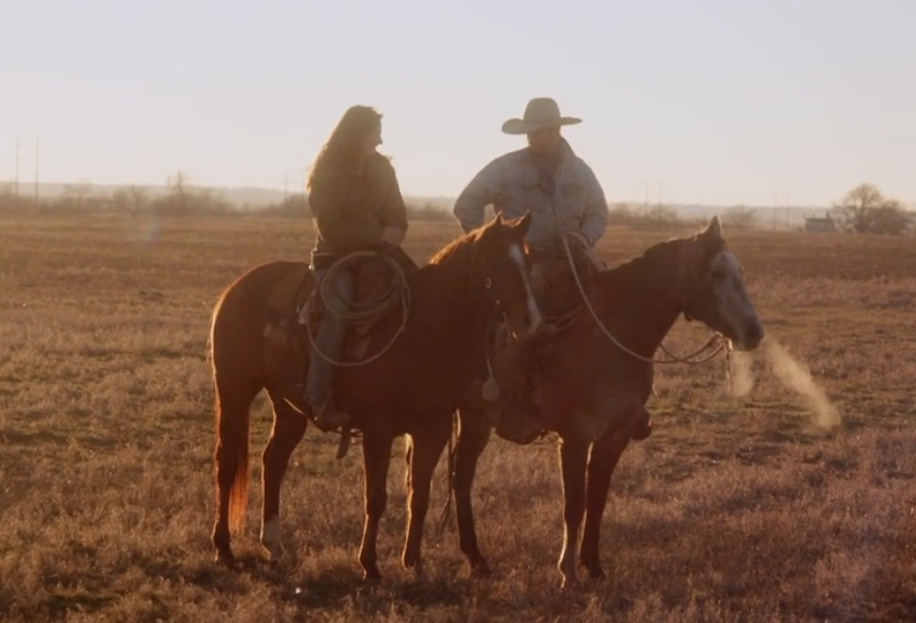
[3,0,915,207]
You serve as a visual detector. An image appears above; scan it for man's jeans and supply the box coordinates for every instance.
[304,267,355,410]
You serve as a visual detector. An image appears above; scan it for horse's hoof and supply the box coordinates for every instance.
[561,577,582,591]
[361,568,383,584]
[469,559,492,578]
[411,566,429,585]
[559,568,583,591]
[259,543,284,564]
[214,549,235,565]
[586,566,607,581]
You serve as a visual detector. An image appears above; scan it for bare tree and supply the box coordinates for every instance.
[723,205,758,230]
[838,183,913,235]
[128,185,149,214]
[62,178,94,210]
[167,170,191,213]
[863,199,914,235]
[113,185,150,215]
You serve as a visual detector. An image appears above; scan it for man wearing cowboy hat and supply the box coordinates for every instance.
[452,97,614,444]
[453,96,609,253]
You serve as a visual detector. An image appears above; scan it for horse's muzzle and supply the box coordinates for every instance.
[735,320,764,351]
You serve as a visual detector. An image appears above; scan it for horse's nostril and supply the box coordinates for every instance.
[745,323,764,346]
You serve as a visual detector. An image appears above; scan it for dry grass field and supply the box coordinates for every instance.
[1,212,914,623]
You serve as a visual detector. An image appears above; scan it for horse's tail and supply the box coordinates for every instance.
[209,283,252,535]
[217,381,251,535]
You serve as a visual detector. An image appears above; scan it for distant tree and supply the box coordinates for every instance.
[722,205,758,229]
[62,178,94,210]
[166,170,190,213]
[644,204,680,229]
[607,202,635,225]
[128,185,149,214]
[406,201,452,221]
[111,185,149,215]
[837,183,913,235]
[862,200,914,235]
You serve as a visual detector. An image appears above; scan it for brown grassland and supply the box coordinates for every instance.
[1,212,914,623]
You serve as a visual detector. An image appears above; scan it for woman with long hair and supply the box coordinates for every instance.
[301,105,409,431]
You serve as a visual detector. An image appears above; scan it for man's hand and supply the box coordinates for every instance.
[564,230,590,249]
[381,226,405,247]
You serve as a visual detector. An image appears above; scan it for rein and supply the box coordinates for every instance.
[303,250,411,367]
[561,236,730,366]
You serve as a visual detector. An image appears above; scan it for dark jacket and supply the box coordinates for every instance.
[309,153,408,260]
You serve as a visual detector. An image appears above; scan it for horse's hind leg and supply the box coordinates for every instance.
[259,388,309,562]
[453,407,494,576]
[358,431,394,581]
[579,430,630,580]
[401,425,451,576]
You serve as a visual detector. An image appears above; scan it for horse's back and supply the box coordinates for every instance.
[209,260,311,380]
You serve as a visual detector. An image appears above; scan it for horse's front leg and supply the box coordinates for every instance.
[557,433,590,589]
[579,429,630,580]
[453,407,494,576]
[401,423,451,577]
[358,430,394,581]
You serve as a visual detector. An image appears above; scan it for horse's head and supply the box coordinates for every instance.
[473,212,543,341]
[681,216,764,351]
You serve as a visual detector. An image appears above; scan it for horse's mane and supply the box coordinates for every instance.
[427,227,480,266]
[597,228,728,302]
[601,237,685,290]
[372,226,481,327]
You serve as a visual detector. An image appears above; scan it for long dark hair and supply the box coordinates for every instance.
[307,105,382,192]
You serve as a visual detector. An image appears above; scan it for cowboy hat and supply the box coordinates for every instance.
[501,97,582,135]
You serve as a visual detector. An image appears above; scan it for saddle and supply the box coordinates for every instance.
[480,241,605,428]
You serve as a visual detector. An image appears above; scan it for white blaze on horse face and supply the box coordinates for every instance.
[710,249,763,348]
[509,243,543,334]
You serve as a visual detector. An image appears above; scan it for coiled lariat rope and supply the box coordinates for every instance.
[303,250,411,367]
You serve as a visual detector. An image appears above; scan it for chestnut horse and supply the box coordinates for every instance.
[451,216,765,587]
[208,213,542,579]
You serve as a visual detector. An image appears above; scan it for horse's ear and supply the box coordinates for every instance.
[513,211,532,236]
[494,211,505,226]
[703,215,723,241]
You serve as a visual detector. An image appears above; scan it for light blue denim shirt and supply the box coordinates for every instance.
[453,139,609,251]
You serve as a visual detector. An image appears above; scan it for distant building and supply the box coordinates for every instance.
[804,212,839,233]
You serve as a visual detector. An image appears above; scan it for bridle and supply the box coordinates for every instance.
[561,235,730,366]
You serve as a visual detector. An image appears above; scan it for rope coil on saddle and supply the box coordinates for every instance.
[303,249,411,367]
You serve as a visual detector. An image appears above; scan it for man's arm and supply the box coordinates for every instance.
[579,164,609,247]
[453,158,502,233]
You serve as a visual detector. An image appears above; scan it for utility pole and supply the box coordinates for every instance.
[785,190,791,229]
[772,191,778,230]
[34,138,40,210]
[14,136,20,197]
